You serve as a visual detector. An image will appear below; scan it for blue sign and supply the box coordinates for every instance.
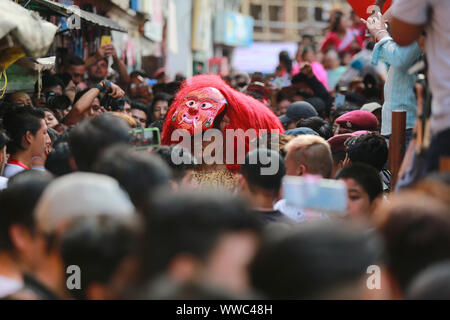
[215,11,253,47]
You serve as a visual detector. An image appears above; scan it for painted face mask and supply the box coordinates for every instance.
[171,87,227,135]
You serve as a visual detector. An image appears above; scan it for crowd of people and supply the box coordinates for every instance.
[0,0,449,301]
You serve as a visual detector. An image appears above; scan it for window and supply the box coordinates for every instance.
[297,6,308,22]
[250,4,263,33]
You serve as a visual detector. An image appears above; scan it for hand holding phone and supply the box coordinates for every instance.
[131,128,161,150]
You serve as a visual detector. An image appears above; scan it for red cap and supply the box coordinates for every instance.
[336,110,378,131]
[327,134,354,153]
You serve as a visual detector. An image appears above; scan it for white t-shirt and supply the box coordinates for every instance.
[393,0,450,135]
[0,276,23,299]
[2,163,26,179]
[274,199,306,223]
[0,176,8,190]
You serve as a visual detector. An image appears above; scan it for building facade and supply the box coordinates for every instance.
[241,0,349,42]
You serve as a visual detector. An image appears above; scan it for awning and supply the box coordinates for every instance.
[20,0,128,33]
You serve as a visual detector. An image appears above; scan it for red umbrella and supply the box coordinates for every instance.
[347,0,392,20]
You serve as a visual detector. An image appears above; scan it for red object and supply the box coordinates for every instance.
[162,75,285,171]
[336,110,379,131]
[346,0,392,20]
[7,159,30,170]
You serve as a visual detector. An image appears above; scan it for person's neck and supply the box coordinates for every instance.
[33,253,70,299]
[250,193,276,211]
[10,150,32,169]
[0,252,23,282]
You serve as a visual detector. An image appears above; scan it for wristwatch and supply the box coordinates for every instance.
[95,80,112,93]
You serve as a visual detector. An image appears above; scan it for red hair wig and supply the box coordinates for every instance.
[162,75,284,171]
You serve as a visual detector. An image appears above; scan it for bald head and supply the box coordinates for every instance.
[284,135,333,178]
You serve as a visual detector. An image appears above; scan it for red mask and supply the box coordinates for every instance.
[170,87,227,135]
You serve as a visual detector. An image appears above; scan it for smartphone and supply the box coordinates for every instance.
[335,93,346,108]
[101,35,112,47]
[131,128,161,150]
[282,176,348,214]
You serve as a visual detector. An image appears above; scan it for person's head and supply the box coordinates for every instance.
[152,145,197,190]
[68,113,132,171]
[140,191,262,297]
[0,130,9,176]
[61,215,138,300]
[2,106,50,157]
[0,171,53,270]
[284,134,332,178]
[297,116,333,140]
[149,92,171,123]
[42,108,59,129]
[94,145,171,210]
[276,92,291,116]
[336,110,379,134]
[323,49,341,70]
[327,133,353,178]
[240,149,286,204]
[331,10,350,33]
[130,101,148,128]
[45,142,74,177]
[63,54,86,85]
[278,51,292,74]
[33,74,65,108]
[374,192,450,296]
[279,101,318,130]
[345,133,388,171]
[6,91,33,107]
[407,261,450,300]
[302,46,316,63]
[336,163,383,221]
[250,222,388,299]
[87,58,109,83]
[129,71,152,103]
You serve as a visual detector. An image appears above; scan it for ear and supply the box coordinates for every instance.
[370,196,382,215]
[298,164,306,176]
[9,224,31,252]
[168,254,200,284]
[24,130,34,147]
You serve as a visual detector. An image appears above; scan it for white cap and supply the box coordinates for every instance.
[34,172,135,234]
[361,102,382,114]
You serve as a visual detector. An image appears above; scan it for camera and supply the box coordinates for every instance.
[45,91,71,111]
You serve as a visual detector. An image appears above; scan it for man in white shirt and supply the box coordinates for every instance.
[274,134,333,222]
[2,106,50,179]
[390,0,450,173]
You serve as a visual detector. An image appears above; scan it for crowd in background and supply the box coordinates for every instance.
[0,0,450,301]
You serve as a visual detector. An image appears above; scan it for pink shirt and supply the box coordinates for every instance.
[292,62,329,91]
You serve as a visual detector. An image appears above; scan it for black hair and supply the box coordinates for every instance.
[297,116,333,140]
[152,145,197,182]
[34,72,65,94]
[250,222,384,299]
[331,10,344,33]
[276,91,290,104]
[140,191,261,282]
[279,51,292,74]
[2,106,45,154]
[240,149,285,196]
[54,73,73,88]
[94,144,171,210]
[45,142,74,177]
[61,216,137,300]
[47,127,59,144]
[407,261,450,300]
[336,163,383,202]
[64,54,85,68]
[345,133,388,171]
[345,92,367,108]
[0,171,53,251]
[148,93,172,124]
[68,113,131,172]
[0,129,9,150]
[378,198,450,292]
[130,100,149,114]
